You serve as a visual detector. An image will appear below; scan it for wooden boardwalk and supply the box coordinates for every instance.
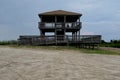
[18,35,101,49]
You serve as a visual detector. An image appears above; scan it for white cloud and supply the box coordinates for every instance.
[81,31,95,35]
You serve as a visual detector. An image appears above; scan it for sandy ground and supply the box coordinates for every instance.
[0,46,120,80]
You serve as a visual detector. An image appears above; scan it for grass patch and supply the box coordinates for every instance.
[0,40,18,45]
[1,45,119,55]
[5,45,73,50]
[79,48,120,55]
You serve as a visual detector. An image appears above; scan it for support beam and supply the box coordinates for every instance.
[75,32,77,42]
[55,16,57,45]
[41,31,45,36]
[55,29,57,45]
[76,31,78,41]
[55,16,57,23]
[73,32,75,41]
[64,16,66,41]
[64,29,66,41]
[64,16,66,23]
[79,30,80,41]
[72,32,73,41]
[64,16,66,28]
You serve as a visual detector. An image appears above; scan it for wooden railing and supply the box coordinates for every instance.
[18,35,101,45]
[80,35,101,43]
[38,22,82,29]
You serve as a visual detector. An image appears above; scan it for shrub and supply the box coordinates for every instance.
[0,40,18,45]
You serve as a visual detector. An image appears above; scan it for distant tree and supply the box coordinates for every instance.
[110,40,113,43]
[101,40,106,43]
[110,40,120,43]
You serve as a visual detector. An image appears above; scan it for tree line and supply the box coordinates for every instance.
[0,40,18,45]
[101,39,120,48]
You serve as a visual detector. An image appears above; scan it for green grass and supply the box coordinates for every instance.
[79,48,120,55]
[0,40,18,45]
[0,41,10,45]
[1,45,119,55]
[7,45,74,50]
[100,43,120,48]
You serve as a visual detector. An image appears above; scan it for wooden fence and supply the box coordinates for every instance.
[18,35,101,48]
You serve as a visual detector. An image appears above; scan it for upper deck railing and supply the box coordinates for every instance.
[38,22,82,29]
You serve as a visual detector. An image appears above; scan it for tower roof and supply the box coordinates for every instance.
[39,10,82,16]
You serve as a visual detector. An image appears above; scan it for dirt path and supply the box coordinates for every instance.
[0,46,120,80]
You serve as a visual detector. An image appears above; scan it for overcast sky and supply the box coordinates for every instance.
[0,0,120,41]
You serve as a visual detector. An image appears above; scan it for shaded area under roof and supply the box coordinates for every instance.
[39,10,82,16]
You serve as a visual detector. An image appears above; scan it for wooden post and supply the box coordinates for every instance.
[76,32,77,47]
[55,16,57,23]
[55,16,57,45]
[64,16,66,24]
[73,32,75,41]
[78,30,80,48]
[64,16,66,42]
[72,32,73,42]
[43,32,45,36]
[75,32,77,42]
[55,32,57,46]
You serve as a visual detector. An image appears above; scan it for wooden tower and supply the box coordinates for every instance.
[18,10,101,48]
[38,10,82,45]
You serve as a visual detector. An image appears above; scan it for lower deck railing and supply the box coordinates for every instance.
[18,35,101,45]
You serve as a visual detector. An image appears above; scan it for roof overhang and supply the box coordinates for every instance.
[38,10,82,17]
